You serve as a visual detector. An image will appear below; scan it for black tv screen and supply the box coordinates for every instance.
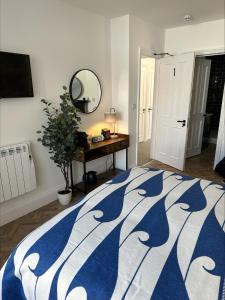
[0,51,34,98]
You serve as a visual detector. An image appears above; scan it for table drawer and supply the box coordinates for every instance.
[103,140,128,154]
[74,135,129,162]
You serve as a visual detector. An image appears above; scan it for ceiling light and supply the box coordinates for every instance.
[184,14,192,22]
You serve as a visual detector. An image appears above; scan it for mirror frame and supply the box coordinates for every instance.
[69,69,102,114]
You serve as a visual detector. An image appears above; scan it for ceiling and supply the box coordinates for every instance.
[64,0,224,28]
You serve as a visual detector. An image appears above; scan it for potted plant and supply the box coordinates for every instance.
[37,86,81,205]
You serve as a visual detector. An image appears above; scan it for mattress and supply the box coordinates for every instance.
[0,167,225,300]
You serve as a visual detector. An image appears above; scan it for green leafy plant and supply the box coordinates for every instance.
[37,86,81,192]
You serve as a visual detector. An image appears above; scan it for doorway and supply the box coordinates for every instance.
[186,54,225,177]
[137,57,155,165]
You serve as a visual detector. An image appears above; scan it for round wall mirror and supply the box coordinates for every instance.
[69,69,102,114]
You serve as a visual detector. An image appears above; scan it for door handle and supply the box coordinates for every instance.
[177,120,186,127]
[143,109,146,112]
[148,108,152,112]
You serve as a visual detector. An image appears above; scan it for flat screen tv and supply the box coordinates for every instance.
[0,51,34,98]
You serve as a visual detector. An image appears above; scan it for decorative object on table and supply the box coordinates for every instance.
[69,69,102,114]
[105,108,118,139]
[77,131,89,150]
[37,86,81,205]
[92,134,104,143]
[101,128,111,140]
[83,171,97,185]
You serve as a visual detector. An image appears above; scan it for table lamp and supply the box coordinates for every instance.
[104,108,118,139]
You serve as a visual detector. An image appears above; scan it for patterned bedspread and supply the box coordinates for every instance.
[0,167,225,300]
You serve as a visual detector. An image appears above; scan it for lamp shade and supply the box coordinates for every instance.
[104,108,117,123]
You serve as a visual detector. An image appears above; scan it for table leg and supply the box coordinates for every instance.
[113,152,115,170]
[83,161,87,194]
[126,148,128,170]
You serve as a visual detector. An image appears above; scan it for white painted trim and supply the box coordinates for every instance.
[195,48,225,57]
[174,48,225,57]
[0,184,64,226]
[150,59,160,160]
[135,47,142,166]
[214,86,225,169]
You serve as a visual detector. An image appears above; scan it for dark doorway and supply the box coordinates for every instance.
[203,54,225,148]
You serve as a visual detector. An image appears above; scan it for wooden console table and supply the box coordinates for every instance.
[70,134,129,194]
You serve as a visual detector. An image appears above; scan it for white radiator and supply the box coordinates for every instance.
[0,142,36,203]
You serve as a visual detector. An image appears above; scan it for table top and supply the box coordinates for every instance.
[87,134,129,151]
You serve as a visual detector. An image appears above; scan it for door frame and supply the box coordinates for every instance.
[195,48,225,57]
[135,48,157,166]
[214,86,225,168]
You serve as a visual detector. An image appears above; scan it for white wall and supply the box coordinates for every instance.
[110,15,130,170]
[165,19,225,54]
[110,15,164,169]
[110,15,130,135]
[0,0,111,225]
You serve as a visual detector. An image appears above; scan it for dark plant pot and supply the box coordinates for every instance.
[83,171,97,185]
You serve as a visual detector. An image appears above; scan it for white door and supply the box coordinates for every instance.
[138,58,155,142]
[186,58,211,157]
[138,67,147,142]
[153,53,195,170]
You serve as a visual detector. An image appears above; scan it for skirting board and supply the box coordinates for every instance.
[0,184,64,226]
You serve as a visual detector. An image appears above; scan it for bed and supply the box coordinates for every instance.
[0,167,224,300]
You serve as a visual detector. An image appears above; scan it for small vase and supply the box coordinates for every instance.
[57,190,72,205]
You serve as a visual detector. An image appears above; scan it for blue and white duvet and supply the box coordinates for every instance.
[0,167,225,300]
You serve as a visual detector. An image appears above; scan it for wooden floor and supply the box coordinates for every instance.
[145,143,224,184]
[0,146,224,268]
[138,140,150,166]
[0,169,121,268]
[0,196,76,268]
